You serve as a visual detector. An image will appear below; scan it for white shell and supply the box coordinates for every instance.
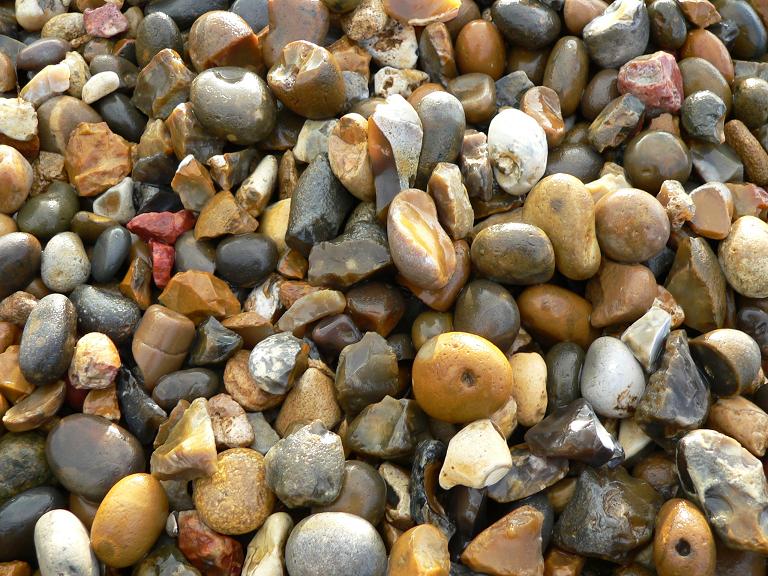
[581,336,646,418]
[488,108,547,196]
[439,419,513,489]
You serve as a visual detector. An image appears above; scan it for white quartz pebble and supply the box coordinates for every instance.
[81,71,120,104]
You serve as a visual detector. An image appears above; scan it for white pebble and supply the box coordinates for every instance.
[34,509,100,576]
[581,336,646,418]
[81,71,120,104]
[439,419,513,490]
[488,108,547,196]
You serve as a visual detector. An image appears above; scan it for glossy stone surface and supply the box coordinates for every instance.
[487,444,568,503]
[46,413,144,501]
[581,337,646,418]
[678,429,768,554]
[554,466,662,562]
[19,293,76,386]
[525,398,624,467]
[34,510,100,576]
[0,486,66,562]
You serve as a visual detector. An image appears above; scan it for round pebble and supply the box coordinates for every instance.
[285,512,387,576]
[581,336,646,418]
[487,108,548,196]
[0,145,32,215]
[34,509,100,576]
[41,231,91,293]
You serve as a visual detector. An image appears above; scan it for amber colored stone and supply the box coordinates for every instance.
[727,183,768,219]
[419,22,458,86]
[0,345,34,402]
[267,41,346,120]
[159,270,241,324]
[665,236,726,333]
[345,282,405,337]
[83,384,121,421]
[221,313,277,349]
[119,255,152,310]
[277,249,308,280]
[329,36,372,81]
[178,510,244,576]
[521,86,565,147]
[389,524,450,576]
[707,395,768,457]
[188,11,262,73]
[408,83,447,108]
[564,0,607,34]
[678,0,721,27]
[399,239,470,312]
[0,322,18,353]
[518,284,599,349]
[132,304,196,389]
[725,119,768,186]
[132,48,195,120]
[262,0,330,68]
[172,155,217,213]
[689,183,734,240]
[64,122,132,197]
[461,505,544,576]
[586,260,658,328]
[223,350,283,411]
[194,191,258,241]
[653,499,716,576]
[278,281,321,309]
[544,547,586,576]
[278,150,298,200]
[680,29,734,84]
[2,380,65,432]
[0,562,31,576]
[383,0,461,25]
[455,20,506,80]
[165,102,224,163]
[387,189,456,291]
[412,331,514,423]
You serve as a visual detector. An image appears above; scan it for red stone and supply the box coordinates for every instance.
[127,210,196,245]
[149,240,175,289]
[83,3,129,38]
[178,511,244,576]
[617,51,684,114]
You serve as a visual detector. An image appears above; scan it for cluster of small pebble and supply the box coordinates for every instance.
[4,0,768,574]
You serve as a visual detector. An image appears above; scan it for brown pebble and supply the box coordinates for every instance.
[388,524,450,576]
[455,20,506,80]
[724,119,768,186]
[517,284,599,349]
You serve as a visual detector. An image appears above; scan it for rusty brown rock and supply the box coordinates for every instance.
[586,260,658,328]
[518,284,599,349]
[64,122,132,197]
[194,191,258,241]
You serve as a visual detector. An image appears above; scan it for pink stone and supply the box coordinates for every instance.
[127,210,196,244]
[178,511,244,576]
[84,4,129,38]
[617,51,684,114]
[149,240,175,289]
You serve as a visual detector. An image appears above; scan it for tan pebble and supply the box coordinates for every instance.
[439,419,513,489]
[91,473,168,568]
[388,524,450,576]
[707,395,768,457]
[68,332,121,390]
[653,499,715,576]
[719,216,768,298]
[275,366,342,437]
[508,352,547,427]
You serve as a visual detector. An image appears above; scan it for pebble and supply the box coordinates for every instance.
[509,352,548,426]
[583,0,650,68]
[90,473,167,568]
[389,525,450,576]
[285,512,387,576]
[0,486,66,562]
[80,70,119,106]
[242,512,293,576]
[581,336,646,418]
[16,182,78,241]
[193,448,274,535]
[653,499,716,576]
[719,216,768,297]
[0,432,52,503]
[40,231,90,294]
[412,331,513,423]
[0,146,32,215]
[328,114,375,202]
[439,419,512,489]
[19,293,76,385]
[487,108,547,196]
[522,173,600,280]
[69,285,141,345]
[690,327,762,396]
[34,509,99,576]
[264,421,345,508]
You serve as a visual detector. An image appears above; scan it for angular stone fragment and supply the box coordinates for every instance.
[83,4,128,38]
[335,331,399,416]
[165,102,224,163]
[554,466,662,562]
[247,332,309,396]
[487,444,569,504]
[346,395,427,460]
[461,505,545,576]
[373,66,429,98]
[285,155,354,257]
[236,155,278,218]
[127,210,196,245]
[264,421,345,508]
[459,130,492,201]
[307,222,392,289]
[439,419,512,490]
[634,329,709,450]
[621,306,672,371]
[68,332,121,390]
[586,260,657,328]
[189,316,242,366]
[293,119,338,164]
[132,49,195,120]
[276,290,346,335]
[207,393,254,449]
[588,94,645,152]
[657,179,695,230]
[172,155,216,213]
[328,114,375,203]
[524,398,624,468]
[427,163,473,241]
[358,18,418,69]
[678,429,768,554]
[178,510,244,576]
[64,122,132,197]
[665,236,726,333]
[411,440,455,539]
[0,99,37,143]
[618,51,684,114]
[19,62,70,107]
[195,191,258,241]
[368,95,423,216]
[158,270,240,324]
[150,397,218,480]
